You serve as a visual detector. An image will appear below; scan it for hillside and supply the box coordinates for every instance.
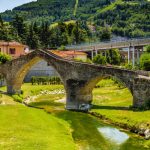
[0,0,112,23]
[0,0,150,37]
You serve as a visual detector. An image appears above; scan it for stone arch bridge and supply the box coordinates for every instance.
[0,50,150,110]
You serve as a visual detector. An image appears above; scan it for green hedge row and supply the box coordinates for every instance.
[31,76,62,85]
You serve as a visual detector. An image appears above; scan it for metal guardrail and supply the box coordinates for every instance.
[66,37,150,51]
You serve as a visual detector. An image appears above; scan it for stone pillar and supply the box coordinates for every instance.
[133,76,150,109]
[137,49,140,64]
[65,79,92,111]
[95,49,98,56]
[6,79,22,94]
[132,46,135,67]
[7,84,22,94]
[91,50,94,60]
[128,47,130,64]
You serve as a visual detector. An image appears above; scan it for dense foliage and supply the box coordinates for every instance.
[93,49,121,65]
[0,14,92,49]
[106,49,121,65]
[31,76,62,85]
[1,0,150,38]
[93,54,107,65]
[140,46,150,71]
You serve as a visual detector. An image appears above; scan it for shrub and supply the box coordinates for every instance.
[31,76,62,85]
[145,99,150,110]
[106,49,121,65]
[58,45,66,51]
[146,45,150,53]
[140,53,150,71]
[0,53,11,64]
[93,54,106,65]
[12,94,23,103]
[86,58,92,64]
[124,62,133,70]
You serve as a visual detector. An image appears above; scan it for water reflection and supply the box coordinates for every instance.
[98,127,129,145]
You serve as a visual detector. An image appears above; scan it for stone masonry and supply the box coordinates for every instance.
[0,49,149,111]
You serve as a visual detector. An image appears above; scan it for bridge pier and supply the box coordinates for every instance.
[65,79,92,111]
[7,83,22,94]
[133,76,150,109]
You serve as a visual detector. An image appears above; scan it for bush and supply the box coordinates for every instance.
[124,62,133,70]
[106,49,121,65]
[146,45,150,53]
[86,58,92,64]
[58,45,66,51]
[0,53,11,64]
[31,76,62,85]
[140,53,150,71]
[145,99,150,110]
[12,94,23,103]
[93,54,106,65]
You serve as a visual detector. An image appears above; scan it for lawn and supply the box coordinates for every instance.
[26,82,150,149]
[0,81,150,149]
[0,84,76,150]
[91,79,150,129]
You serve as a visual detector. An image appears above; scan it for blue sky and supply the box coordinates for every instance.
[0,0,37,12]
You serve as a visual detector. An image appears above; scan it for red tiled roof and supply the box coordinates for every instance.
[50,50,87,58]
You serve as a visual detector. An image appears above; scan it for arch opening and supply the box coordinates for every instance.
[6,56,67,107]
[91,76,133,110]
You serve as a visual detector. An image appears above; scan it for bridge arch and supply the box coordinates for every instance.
[4,50,68,94]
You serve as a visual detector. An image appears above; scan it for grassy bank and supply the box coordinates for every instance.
[91,79,150,130]
[0,85,75,150]
[0,81,150,149]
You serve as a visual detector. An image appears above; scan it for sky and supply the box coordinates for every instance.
[0,0,37,13]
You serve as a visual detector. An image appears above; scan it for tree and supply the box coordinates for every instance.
[27,23,40,49]
[40,21,51,48]
[93,54,106,65]
[97,26,112,41]
[106,49,121,65]
[72,21,86,44]
[11,15,28,43]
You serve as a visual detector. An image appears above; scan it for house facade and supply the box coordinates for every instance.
[0,41,28,58]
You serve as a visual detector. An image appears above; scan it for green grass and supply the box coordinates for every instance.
[0,105,76,150]
[21,83,64,97]
[0,84,76,150]
[0,81,150,149]
[91,79,150,129]
[0,93,18,105]
[28,83,149,150]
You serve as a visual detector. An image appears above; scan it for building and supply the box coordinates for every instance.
[51,50,87,61]
[0,41,29,58]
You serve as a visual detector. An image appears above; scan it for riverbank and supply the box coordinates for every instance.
[0,82,150,149]
[90,79,150,141]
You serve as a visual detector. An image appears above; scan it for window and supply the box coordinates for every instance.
[9,48,16,54]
